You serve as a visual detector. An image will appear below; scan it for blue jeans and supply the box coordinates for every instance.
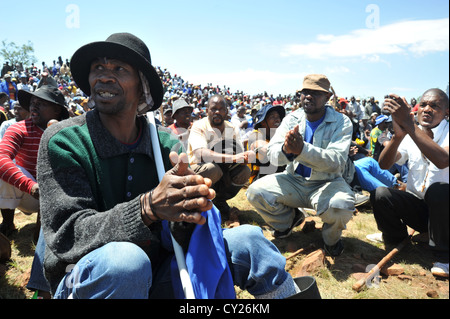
[53,225,291,299]
[26,228,51,292]
[354,157,398,192]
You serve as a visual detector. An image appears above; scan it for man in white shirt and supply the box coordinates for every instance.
[370,88,449,278]
[230,105,252,140]
[17,74,31,92]
[348,96,363,122]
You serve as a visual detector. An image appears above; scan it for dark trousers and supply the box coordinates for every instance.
[370,182,449,263]
[192,162,250,217]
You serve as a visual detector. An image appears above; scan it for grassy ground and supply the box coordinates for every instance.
[0,188,448,299]
[229,188,449,299]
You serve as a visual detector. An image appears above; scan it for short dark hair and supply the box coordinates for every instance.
[208,94,227,109]
[422,88,449,109]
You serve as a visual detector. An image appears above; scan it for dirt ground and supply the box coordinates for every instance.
[1,196,449,299]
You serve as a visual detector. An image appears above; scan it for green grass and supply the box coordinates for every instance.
[1,188,448,299]
[228,187,449,299]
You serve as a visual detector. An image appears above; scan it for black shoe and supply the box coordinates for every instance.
[274,208,305,239]
[0,222,16,238]
[324,239,344,257]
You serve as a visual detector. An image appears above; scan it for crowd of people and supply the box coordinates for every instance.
[0,32,448,300]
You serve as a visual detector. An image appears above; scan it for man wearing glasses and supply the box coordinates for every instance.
[247,74,355,256]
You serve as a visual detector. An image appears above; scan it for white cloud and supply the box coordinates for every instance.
[187,68,307,95]
[281,18,449,60]
[325,66,351,74]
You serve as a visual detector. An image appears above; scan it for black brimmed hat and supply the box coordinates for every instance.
[254,104,285,129]
[70,32,163,111]
[18,85,69,120]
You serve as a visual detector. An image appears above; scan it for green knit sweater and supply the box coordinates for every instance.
[37,109,182,293]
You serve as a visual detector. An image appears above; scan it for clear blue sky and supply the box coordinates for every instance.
[2,0,448,102]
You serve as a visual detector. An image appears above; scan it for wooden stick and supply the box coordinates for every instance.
[352,230,415,292]
[286,244,315,260]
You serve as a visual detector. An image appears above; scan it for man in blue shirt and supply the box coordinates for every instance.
[0,74,18,102]
[247,74,355,256]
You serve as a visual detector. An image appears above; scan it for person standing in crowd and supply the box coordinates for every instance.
[365,96,381,118]
[348,96,362,122]
[247,74,354,256]
[17,74,31,92]
[187,94,255,221]
[0,85,69,239]
[370,89,449,278]
[0,74,18,101]
[37,33,301,299]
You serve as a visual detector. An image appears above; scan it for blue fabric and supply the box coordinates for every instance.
[354,156,398,191]
[295,114,325,177]
[161,205,236,299]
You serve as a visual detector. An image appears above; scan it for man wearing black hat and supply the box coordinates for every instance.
[0,85,69,239]
[36,33,302,299]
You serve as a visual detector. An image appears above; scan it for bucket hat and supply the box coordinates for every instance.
[172,98,193,118]
[70,32,163,111]
[375,114,392,126]
[254,104,285,129]
[18,85,69,120]
[301,74,332,94]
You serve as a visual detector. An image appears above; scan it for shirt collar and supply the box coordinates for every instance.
[87,109,154,159]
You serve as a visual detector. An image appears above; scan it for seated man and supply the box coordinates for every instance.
[247,103,286,184]
[187,94,254,221]
[247,74,355,256]
[38,33,301,299]
[168,98,193,135]
[0,85,69,239]
[370,89,449,278]
[167,98,193,149]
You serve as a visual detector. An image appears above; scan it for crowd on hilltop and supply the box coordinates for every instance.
[1,57,421,128]
[1,57,422,190]
[0,55,427,234]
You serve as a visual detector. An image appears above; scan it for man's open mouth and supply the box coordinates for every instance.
[97,91,117,98]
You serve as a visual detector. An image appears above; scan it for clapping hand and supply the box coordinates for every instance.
[283,125,304,155]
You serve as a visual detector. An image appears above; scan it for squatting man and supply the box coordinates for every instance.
[247,74,355,257]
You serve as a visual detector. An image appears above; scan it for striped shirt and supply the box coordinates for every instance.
[0,119,43,193]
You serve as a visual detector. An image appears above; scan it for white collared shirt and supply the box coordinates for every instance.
[397,119,449,199]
